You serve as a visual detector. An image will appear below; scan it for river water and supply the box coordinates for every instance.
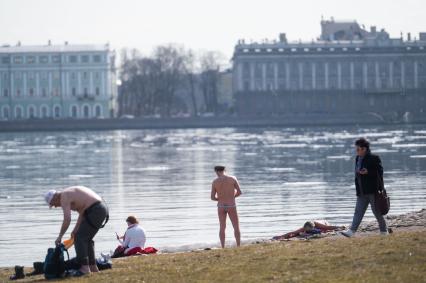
[0,125,425,267]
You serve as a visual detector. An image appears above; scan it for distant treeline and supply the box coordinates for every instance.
[118,45,226,118]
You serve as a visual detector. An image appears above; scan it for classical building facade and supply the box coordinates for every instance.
[232,18,426,117]
[0,42,117,120]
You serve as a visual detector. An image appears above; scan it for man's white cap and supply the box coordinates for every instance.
[44,190,57,207]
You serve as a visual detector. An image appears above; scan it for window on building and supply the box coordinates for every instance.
[93,55,101,62]
[71,106,78,118]
[3,107,9,119]
[28,72,35,80]
[83,72,87,79]
[244,81,250,91]
[72,87,76,96]
[84,88,88,96]
[29,107,35,118]
[41,72,48,80]
[53,88,59,96]
[95,105,102,117]
[42,88,47,97]
[54,106,60,118]
[69,55,77,63]
[71,72,76,80]
[95,87,100,96]
[16,89,21,97]
[29,88,34,96]
[26,56,36,64]
[1,57,10,64]
[41,106,48,118]
[15,72,22,80]
[95,72,99,80]
[52,55,61,63]
[39,56,48,63]
[81,55,89,63]
[53,72,60,80]
[13,56,23,64]
[83,105,89,118]
[15,107,23,119]
[3,89,8,97]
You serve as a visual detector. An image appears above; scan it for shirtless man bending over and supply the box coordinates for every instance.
[211,166,242,248]
[44,186,108,276]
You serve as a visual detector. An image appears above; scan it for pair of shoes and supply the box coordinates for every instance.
[341,230,355,238]
[9,266,25,280]
[101,252,111,261]
[26,262,44,276]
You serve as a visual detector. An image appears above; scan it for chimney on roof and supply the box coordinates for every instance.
[48,40,51,46]
[370,26,377,33]
[65,41,68,45]
[407,32,411,41]
[17,41,21,46]
[279,33,287,44]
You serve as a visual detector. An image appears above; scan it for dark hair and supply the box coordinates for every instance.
[355,138,370,149]
[214,165,225,172]
[303,221,315,230]
[126,216,139,224]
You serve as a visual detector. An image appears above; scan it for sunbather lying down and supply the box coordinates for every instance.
[272,220,346,240]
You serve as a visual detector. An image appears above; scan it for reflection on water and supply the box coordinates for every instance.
[0,125,425,266]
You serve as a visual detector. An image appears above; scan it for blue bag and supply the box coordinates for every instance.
[43,244,69,279]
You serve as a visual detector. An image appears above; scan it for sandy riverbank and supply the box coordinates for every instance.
[1,209,425,283]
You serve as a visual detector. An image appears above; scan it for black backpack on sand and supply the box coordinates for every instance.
[43,244,69,279]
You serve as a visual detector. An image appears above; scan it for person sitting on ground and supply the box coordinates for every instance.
[111,216,146,258]
[272,220,345,240]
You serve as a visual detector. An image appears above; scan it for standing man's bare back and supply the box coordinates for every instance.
[213,175,240,206]
[211,166,242,248]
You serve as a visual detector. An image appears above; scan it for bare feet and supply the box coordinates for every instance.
[79,265,91,275]
[89,264,99,273]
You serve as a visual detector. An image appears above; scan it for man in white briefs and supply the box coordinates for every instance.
[211,165,242,248]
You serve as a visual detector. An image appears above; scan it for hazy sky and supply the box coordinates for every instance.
[1,0,425,59]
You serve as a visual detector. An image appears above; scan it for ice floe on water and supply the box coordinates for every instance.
[5,165,20,169]
[283,181,327,187]
[372,148,399,153]
[129,166,170,172]
[68,174,94,179]
[410,155,426,159]
[392,143,426,148]
[269,143,308,148]
[326,155,351,160]
[265,167,297,172]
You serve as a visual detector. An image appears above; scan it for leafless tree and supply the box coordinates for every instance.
[118,45,226,117]
[182,49,198,116]
[199,51,225,114]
